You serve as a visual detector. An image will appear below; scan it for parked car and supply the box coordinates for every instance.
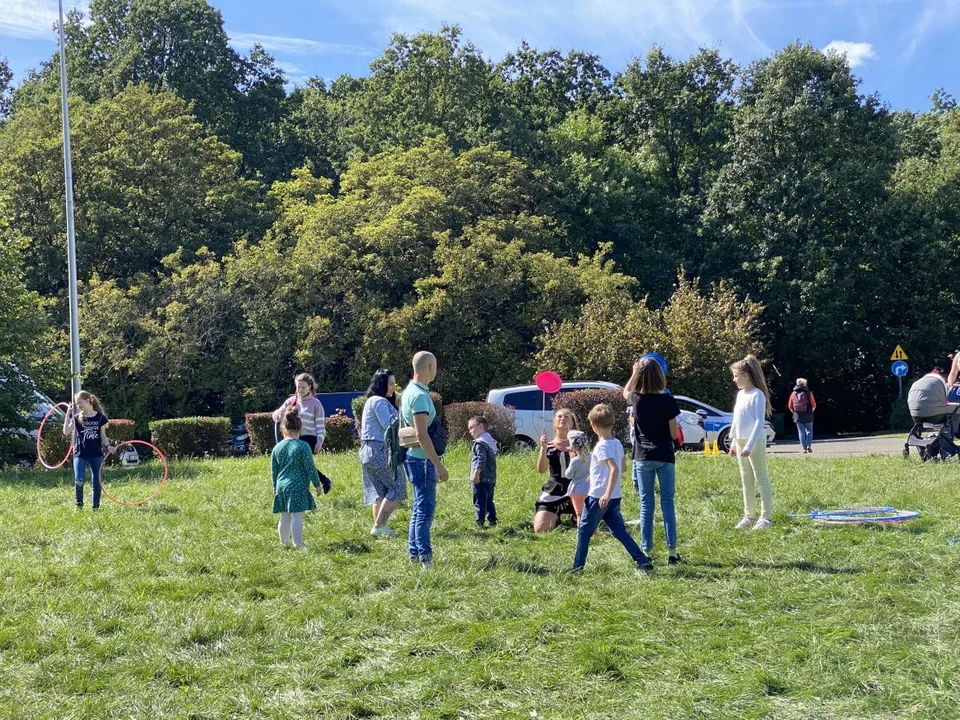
[227,422,249,456]
[486,382,707,451]
[1,389,57,467]
[672,395,776,453]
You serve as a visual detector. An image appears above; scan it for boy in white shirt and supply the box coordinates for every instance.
[572,404,653,573]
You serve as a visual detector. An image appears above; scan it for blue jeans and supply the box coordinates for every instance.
[797,422,813,449]
[573,497,650,570]
[472,482,497,524]
[633,460,677,551]
[405,458,437,561]
[74,455,103,508]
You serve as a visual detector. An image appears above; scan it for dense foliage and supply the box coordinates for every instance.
[2,1,958,436]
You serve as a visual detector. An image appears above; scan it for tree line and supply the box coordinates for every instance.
[1,0,958,438]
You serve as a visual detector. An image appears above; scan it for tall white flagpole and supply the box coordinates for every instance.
[58,0,82,398]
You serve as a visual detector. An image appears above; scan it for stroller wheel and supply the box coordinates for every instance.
[902,445,910,459]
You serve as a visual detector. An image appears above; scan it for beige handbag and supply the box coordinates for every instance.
[398,418,420,449]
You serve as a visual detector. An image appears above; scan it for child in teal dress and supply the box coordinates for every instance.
[271,407,322,549]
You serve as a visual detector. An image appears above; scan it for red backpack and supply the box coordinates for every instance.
[791,389,809,413]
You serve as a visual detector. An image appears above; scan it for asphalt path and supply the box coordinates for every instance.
[767,434,908,458]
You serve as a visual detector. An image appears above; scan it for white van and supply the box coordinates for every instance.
[486,381,707,450]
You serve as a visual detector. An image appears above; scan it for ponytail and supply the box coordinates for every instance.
[281,405,303,437]
[75,391,108,421]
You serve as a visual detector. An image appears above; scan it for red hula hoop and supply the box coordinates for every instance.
[100,440,169,507]
[36,402,73,470]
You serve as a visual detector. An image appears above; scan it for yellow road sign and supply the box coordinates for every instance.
[890,345,908,361]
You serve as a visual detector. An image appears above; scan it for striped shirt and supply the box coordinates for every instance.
[273,395,326,448]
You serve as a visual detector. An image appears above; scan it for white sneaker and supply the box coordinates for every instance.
[294,543,309,550]
[371,525,398,539]
[735,516,755,529]
[753,518,772,530]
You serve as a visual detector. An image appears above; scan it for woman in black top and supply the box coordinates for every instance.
[623,358,683,564]
[533,408,580,533]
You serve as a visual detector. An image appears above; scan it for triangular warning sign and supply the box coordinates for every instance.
[890,345,908,361]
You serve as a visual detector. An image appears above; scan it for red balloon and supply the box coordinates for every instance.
[535,371,563,394]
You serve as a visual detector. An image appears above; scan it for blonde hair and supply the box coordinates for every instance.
[553,408,580,431]
[587,403,615,430]
[730,355,773,417]
[75,391,108,421]
[795,378,808,387]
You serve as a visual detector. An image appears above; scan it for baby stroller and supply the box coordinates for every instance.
[904,407,959,462]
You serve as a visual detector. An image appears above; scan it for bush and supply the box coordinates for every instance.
[149,416,231,458]
[105,419,136,465]
[352,395,368,422]
[37,412,71,466]
[553,389,630,447]
[443,402,517,453]
[323,411,356,453]
[888,395,914,432]
[245,412,277,455]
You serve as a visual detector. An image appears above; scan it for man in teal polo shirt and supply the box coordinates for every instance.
[401,351,448,567]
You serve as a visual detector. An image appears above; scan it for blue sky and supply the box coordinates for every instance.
[1,0,958,112]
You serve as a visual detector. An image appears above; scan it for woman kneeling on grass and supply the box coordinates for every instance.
[271,407,323,550]
[534,408,580,533]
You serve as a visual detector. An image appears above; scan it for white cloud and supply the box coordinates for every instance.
[821,40,876,66]
[0,0,87,41]
[227,31,373,57]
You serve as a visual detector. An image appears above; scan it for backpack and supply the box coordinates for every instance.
[428,418,448,457]
[791,389,809,413]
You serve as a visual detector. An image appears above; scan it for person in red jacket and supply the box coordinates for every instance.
[787,378,817,453]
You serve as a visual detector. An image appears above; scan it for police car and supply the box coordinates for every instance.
[673,395,776,453]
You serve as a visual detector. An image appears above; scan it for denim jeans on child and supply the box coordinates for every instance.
[404,457,437,561]
[472,482,497,525]
[633,460,677,551]
[573,497,650,570]
[796,422,813,450]
[74,455,104,509]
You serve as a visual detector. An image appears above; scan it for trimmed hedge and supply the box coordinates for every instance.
[323,411,356,453]
[37,413,71,466]
[245,412,277,455]
[149,416,231,458]
[351,395,367,422]
[553,389,630,447]
[443,402,517,453]
[105,419,136,465]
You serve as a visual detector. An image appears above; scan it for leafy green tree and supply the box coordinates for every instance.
[704,43,898,428]
[0,57,12,122]
[0,85,260,296]
[535,275,763,409]
[339,26,495,156]
[0,234,55,456]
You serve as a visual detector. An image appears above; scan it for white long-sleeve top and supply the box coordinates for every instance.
[730,388,767,452]
[273,394,326,449]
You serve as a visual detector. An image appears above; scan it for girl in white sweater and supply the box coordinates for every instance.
[729,355,774,530]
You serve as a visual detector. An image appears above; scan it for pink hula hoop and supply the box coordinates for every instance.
[101,440,169,507]
[36,402,73,470]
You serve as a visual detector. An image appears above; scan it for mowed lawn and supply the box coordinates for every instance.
[1,447,958,719]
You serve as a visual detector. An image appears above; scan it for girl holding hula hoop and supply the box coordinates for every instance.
[62,391,114,510]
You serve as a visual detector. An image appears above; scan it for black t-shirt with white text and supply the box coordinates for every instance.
[628,392,680,463]
[74,413,107,459]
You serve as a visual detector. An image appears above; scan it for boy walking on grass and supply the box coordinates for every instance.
[572,404,653,573]
[468,416,498,528]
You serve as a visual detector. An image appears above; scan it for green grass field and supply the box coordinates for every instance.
[1,447,958,719]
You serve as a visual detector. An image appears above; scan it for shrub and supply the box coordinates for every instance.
[443,402,517,453]
[105,419,136,465]
[245,412,277,455]
[553,389,630,447]
[352,395,368,422]
[37,414,71,466]
[323,411,356,452]
[149,416,231,458]
[888,395,914,432]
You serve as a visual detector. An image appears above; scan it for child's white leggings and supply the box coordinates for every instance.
[735,438,773,520]
[278,512,305,547]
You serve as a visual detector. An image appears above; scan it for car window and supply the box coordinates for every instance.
[502,390,544,411]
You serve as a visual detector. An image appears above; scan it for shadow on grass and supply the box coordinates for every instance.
[0,470,70,489]
[480,555,551,576]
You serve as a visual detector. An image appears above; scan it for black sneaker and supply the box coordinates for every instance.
[475,521,485,529]
[668,554,686,565]
[636,560,654,573]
